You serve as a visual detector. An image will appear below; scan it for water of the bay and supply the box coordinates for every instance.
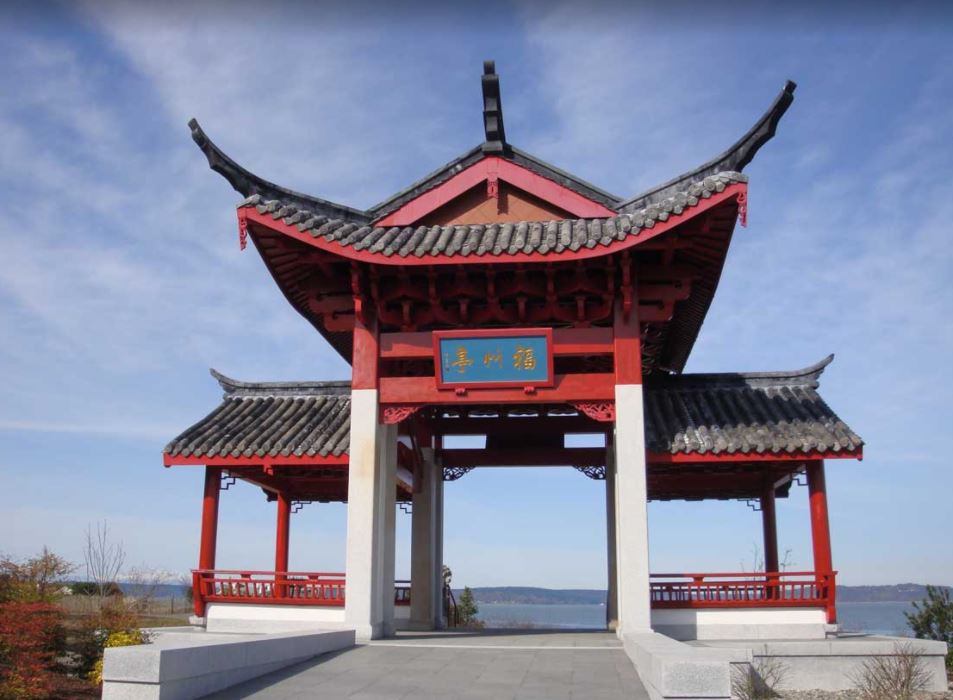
[475,601,917,635]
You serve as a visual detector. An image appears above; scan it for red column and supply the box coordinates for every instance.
[196,466,222,616]
[760,480,780,601]
[275,492,292,573]
[761,481,779,573]
[807,460,836,623]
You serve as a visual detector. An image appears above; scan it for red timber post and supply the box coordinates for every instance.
[760,479,780,599]
[807,460,836,623]
[195,466,222,616]
[275,492,292,599]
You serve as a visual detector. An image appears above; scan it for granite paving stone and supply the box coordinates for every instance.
[203,631,648,699]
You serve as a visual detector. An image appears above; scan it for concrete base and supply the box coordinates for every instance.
[624,631,749,700]
[101,627,354,700]
[652,607,827,641]
[205,603,348,634]
[695,635,950,692]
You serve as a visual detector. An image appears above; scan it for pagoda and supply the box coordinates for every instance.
[165,62,863,641]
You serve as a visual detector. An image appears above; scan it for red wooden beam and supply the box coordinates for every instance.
[439,447,605,468]
[241,183,745,267]
[433,415,607,436]
[380,327,613,360]
[374,156,616,226]
[380,372,614,405]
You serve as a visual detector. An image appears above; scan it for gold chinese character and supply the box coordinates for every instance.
[450,346,474,374]
[483,349,503,368]
[513,345,537,371]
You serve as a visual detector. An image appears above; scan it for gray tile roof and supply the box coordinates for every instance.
[165,356,861,462]
[644,355,862,456]
[239,172,745,260]
[163,370,351,459]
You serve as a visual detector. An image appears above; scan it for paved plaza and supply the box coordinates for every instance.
[204,630,649,699]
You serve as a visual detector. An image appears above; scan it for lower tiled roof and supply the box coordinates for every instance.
[164,356,861,462]
[644,355,862,456]
[164,371,351,459]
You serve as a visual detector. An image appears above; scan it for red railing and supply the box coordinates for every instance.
[649,571,837,623]
[191,570,418,616]
[395,579,411,606]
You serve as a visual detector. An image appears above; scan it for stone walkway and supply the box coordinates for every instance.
[204,630,648,699]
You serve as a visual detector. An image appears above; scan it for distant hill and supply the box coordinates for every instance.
[455,584,952,605]
[836,584,952,603]
[455,587,606,605]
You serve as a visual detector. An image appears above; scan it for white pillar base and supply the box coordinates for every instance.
[614,383,651,636]
[344,389,397,641]
[410,450,443,630]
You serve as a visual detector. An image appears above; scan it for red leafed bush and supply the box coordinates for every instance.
[0,601,65,700]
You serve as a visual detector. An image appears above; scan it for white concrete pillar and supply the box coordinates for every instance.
[605,449,619,630]
[614,383,651,635]
[344,389,397,640]
[410,449,443,630]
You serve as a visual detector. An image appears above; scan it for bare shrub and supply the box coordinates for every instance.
[731,657,788,700]
[83,522,125,602]
[850,641,931,700]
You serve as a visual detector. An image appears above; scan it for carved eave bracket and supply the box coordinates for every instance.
[571,401,615,422]
[381,405,422,425]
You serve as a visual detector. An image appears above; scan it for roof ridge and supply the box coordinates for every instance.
[650,354,835,389]
[210,369,352,397]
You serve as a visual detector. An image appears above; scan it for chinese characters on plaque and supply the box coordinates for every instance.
[434,331,552,388]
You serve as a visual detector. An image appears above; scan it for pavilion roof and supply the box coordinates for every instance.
[163,356,861,464]
[188,70,794,227]
[238,171,745,261]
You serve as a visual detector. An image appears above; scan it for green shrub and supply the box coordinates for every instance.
[905,585,953,673]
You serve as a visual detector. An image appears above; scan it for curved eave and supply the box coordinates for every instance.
[240,182,746,266]
[618,81,796,212]
[189,119,371,223]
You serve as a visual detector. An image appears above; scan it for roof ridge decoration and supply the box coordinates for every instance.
[617,80,797,213]
[210,368,352,398]
[649,354,834,390]
[239,170,746,261]
[481,60,508,155]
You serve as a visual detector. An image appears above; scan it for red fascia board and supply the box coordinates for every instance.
[163,454,349,467]
[240,182,745,267]
[647,447,863,465]
[374,157,616,226]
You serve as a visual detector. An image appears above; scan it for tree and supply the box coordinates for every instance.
[83,522,125,602]
[905,585,953,672]
[0,548,76,603]
[457,586,481,628]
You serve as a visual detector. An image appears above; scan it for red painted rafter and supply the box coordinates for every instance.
[373,156,616,226]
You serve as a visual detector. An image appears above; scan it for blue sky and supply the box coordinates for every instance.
[1,1,951,589]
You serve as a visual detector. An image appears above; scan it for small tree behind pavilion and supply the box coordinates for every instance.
[457,587,482,628]
[905,585,953,673]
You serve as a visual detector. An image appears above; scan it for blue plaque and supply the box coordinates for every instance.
[433,329,553,388]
